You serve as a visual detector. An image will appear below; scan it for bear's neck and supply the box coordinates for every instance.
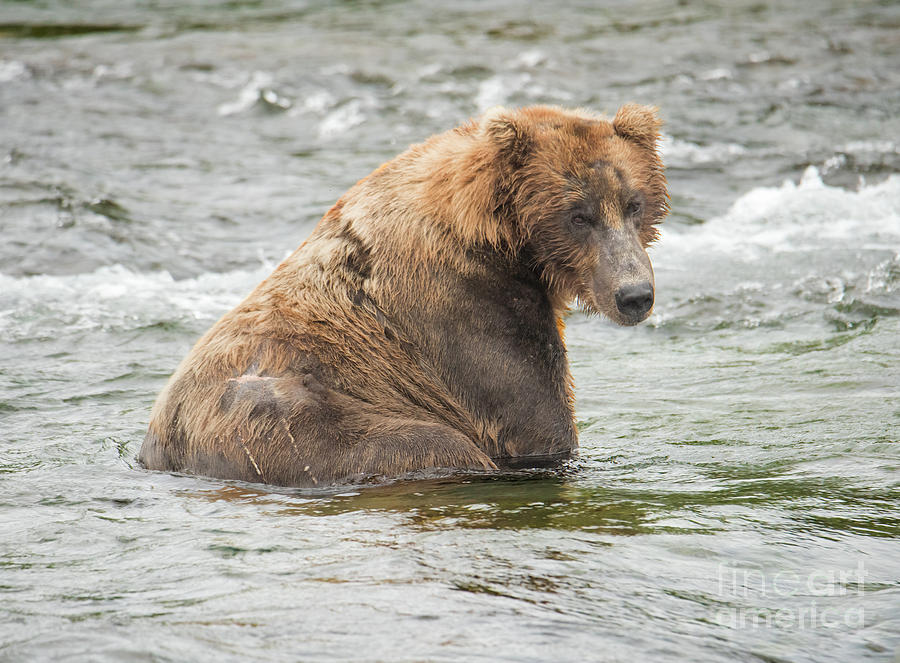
[371,237,576,462]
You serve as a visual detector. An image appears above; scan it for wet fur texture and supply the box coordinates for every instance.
[139,104,668,487]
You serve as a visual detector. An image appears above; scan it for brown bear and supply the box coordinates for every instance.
[139,104,668,487]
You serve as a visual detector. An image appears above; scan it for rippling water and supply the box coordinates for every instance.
[1,1,899,661]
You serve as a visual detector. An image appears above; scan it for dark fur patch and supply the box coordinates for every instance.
[571,122,593,139]
[592,160,626,186]
[219,375,280,419]
[351,289,398,342]
[219,381,237,411]
[339,227,372,281]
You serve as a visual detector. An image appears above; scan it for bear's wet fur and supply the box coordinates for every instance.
[139,104,668,487]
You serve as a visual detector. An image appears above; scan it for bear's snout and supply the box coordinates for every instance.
[614,281,654,322]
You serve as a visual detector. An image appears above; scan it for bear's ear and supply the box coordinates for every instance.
[482,107,532,167]
[613,104,662,150]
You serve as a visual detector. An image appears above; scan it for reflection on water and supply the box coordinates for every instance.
[185,467,900,541]
[188,474,660,535]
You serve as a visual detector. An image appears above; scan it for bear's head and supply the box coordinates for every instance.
[482,104,668,326]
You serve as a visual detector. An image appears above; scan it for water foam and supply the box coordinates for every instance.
[652,168,900,332]
[0,264,272,340]
[318,99,367,138]
[659,167,900,259]
[216,71,292,116]
[0,59,29,83]
[660,135,748,167]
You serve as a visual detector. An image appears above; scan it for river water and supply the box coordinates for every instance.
[1,1,899,661]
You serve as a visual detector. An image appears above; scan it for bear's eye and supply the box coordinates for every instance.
[570,213,592,228]
[625,198,643,218]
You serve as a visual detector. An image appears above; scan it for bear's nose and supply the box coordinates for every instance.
[615,281,654,319]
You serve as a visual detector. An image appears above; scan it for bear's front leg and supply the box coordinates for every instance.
[336,416,498,483]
